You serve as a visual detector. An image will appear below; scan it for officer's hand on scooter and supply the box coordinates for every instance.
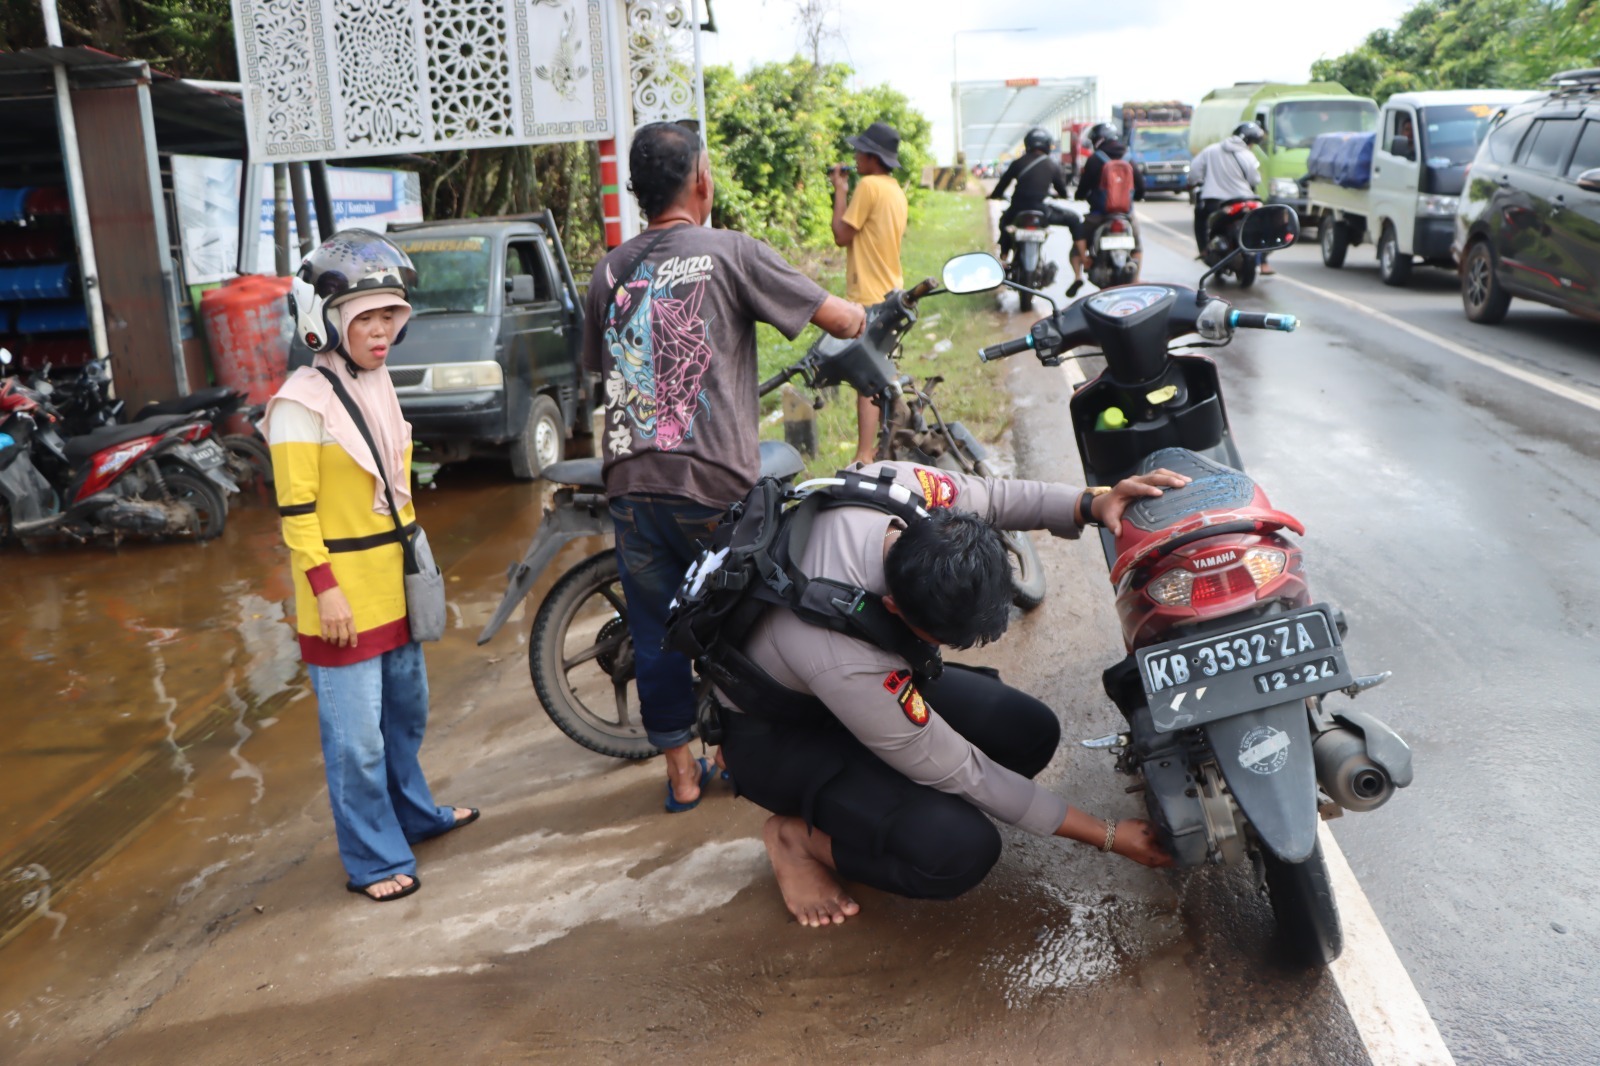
[1113,818,1175,868]
[1092,469,1192,535]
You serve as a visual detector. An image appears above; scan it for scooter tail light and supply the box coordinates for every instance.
[1110,219,1128,233]
[1242,547,1287,587]
[1189,566,1258,605]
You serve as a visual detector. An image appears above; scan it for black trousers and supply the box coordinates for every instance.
[722,665,1061,901]
[1194,198,1223,254]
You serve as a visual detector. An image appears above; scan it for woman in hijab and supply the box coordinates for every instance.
[265,230,477,902]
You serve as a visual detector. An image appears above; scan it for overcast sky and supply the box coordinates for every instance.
[701,0,1418,162]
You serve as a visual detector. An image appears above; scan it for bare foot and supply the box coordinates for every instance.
[361,874,415,900]
[762,816,860,928]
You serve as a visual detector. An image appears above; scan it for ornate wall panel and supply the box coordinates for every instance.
[232,0,616,160]
[626,0,695,124]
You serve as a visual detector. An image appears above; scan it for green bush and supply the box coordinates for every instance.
[704,58,932,251]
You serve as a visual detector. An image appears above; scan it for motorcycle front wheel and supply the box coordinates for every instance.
[1262,838,1343,967]
[530,549,660,760]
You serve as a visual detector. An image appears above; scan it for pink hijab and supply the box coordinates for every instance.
[265,293,414,516]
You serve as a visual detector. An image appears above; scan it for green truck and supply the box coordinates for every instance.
[1190,82,1379,217]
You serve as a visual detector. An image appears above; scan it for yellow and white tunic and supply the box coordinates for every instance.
[268,398,416,666]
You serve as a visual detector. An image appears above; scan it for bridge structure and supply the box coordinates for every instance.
[953,76,1098,164]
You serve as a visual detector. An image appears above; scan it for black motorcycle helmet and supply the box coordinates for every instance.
[1087,122,1116,149]
[1233,122,1266,146]
[288,229,418,366]
[1024,126,1054,153]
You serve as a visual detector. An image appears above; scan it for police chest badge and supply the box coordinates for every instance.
[913,468,958,509]
[883,669,929,727]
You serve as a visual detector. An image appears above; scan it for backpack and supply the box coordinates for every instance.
[1100,157,1135,215]
[665,467,944,727]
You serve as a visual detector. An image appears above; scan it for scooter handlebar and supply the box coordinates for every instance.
[1229,310,1299,332]
[978,334,1035,363]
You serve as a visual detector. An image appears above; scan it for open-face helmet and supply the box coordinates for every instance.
[1233,122,1266,146]
[289,229,417,357]
[1024,126,1054,153]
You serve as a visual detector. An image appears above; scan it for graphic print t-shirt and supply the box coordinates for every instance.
[583,225,828,508]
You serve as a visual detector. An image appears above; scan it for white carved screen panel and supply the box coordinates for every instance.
[232,0,616,160]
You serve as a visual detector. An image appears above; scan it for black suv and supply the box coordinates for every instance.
[1454,69,1600,324]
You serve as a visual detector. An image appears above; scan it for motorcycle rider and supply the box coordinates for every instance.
[718,461,1184,927]
[1189,123,1272,274]
[988,127,1085,297]
[1074,123,1146,283]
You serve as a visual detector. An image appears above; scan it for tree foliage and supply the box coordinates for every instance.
[703,58,931,249]
[0,0,238,79]
[1312,0,1600,100]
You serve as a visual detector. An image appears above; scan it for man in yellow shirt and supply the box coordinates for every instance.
[831,122,908,465]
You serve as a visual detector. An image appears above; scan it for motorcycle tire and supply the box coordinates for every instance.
[1234,255,1258,289]
[1018,289,1034,312]
[1262,838,1344,968]
[529,549,660,760]
[159,470,227,541]
[223,433,273,489]
[1000,528,1047,611]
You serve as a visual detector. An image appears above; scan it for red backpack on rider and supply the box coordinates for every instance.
[1100,157,1135,215]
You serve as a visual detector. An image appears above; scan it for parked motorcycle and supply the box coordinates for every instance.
[0,350,236,545]
[44,357,271,491]
[478,282,1046,757]
[1201,197,1268,288]
[1085,212,1140,289]
[948,205,1411,966]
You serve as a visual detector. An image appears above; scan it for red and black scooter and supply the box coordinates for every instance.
[944,205,1412,967]
[1201,196,1266,288]
[0,351,234,545]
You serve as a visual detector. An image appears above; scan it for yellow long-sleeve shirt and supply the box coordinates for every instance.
[268,398,416,666]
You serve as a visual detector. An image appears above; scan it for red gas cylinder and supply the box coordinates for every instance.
[200,275,294,418]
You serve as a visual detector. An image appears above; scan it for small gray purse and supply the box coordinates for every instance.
[315,368,446,642]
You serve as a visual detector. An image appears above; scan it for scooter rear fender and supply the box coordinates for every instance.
[477,501,613,644]
[1204,700,1319,863]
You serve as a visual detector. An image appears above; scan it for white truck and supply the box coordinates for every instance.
[1306,90,1536,285]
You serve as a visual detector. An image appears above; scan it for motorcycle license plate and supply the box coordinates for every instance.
[190,439,226,470]
[1099,234,1137,250]
[1136,605,1354,733]
[1014,230,1048,242]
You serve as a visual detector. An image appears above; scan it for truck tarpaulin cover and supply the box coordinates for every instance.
[1307,132,1376,189]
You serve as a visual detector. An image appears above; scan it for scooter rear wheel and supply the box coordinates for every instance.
[160,471,227,541]
[530,549,661,759]
[1261,838,1343,967]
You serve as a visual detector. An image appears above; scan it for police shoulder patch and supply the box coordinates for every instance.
[913,468,958,509]
[883,669,912,695]
[897,682,930,727]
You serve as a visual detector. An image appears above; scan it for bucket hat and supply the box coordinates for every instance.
[846,122,902,170]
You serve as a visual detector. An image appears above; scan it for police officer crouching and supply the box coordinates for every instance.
[698,461,1184,927]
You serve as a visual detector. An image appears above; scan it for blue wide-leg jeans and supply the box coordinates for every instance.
[307,641,455,886]
[609,494,723,749]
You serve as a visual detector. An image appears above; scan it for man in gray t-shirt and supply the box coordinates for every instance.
[581,121,865,813]
[721,461,1184,927]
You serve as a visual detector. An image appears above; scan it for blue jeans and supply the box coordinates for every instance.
[308,641,455,885]
[610,494,723,749]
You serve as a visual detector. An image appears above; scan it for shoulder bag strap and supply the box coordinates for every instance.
[608,225,675,313]
[314,366,413,565]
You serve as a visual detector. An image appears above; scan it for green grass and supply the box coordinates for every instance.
[756,190,1017,476]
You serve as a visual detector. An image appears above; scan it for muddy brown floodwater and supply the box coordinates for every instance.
[0,358,1371,1065]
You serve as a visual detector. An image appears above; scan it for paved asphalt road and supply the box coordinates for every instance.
[1040,197,1599,1064]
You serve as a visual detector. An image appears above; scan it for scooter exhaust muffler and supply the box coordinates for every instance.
[1313,727,1395,812]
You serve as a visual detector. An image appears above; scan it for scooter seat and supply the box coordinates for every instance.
[1013,210,1047,228]
[1125,448,1258,530]
[62,413,190,463]
[757,440,805,482]
[1108,447,1305,584]
[139,386,239,418]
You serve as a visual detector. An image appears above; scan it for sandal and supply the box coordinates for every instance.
[346,874,421,902]
[665,758,713,814]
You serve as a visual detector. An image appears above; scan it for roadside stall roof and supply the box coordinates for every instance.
[0,47,248,164]
[957,76,1098,162]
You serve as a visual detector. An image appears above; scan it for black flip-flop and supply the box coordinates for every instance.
[346,874,421,902]
[446,807,480,832]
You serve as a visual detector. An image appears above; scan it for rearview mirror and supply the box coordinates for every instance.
[1577,168,1600,193]
[0,348,11,367]
[1238,205,1300,253]
[506,274,537,303]
[942,252,1005,294]
[1388,135,1415,160]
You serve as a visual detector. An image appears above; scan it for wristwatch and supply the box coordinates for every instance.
[1077,486,1112,527]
